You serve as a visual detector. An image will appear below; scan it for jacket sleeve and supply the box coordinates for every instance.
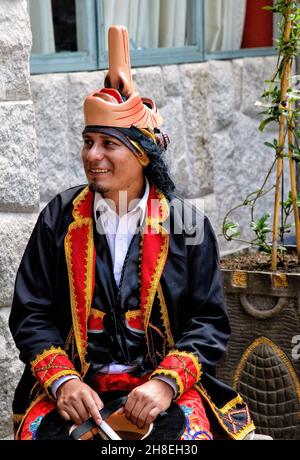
[150,214,231,399]
[9,208,80,398]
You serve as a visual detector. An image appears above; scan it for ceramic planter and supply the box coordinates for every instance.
[218,267,300,440]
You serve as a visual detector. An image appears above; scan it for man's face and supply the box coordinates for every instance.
[81,132,144,195]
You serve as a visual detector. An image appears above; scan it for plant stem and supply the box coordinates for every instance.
[271,1,292,271]
[296,56,300,219]
[250,158,277,223]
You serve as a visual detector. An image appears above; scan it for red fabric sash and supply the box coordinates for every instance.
[89,373,151,393]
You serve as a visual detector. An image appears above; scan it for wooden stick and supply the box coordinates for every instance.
[296,57,300,216]
[271,3,292,271]
[288,123,300,260]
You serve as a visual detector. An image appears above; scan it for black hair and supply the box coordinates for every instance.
[117,127,176,200]
[144,150,176,200]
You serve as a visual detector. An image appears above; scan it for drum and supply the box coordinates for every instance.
[36,395,186,440]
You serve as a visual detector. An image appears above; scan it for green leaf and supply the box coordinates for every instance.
[259,117,275,132]
[264,141,276,149]
[261,228,272,233]
[228,231,241,239]
[223,221,241,240]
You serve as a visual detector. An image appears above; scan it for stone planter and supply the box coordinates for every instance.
[218,267,300,440]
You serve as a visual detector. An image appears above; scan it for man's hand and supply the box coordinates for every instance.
[56,379,103,426]
[124,379,174,429]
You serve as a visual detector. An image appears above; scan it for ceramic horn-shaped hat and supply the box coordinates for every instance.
[84,25,163,129]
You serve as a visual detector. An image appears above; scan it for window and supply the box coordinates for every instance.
[29,0,98,73]
[204,0,276,59]
[97,0,203,68]
[29,0,276,74]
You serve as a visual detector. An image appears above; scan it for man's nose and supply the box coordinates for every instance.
[86,143,106,161]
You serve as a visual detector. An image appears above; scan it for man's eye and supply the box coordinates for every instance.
[104,140,115,146]
[84,139,93,147]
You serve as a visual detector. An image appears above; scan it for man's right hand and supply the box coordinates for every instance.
[56,379,103,426]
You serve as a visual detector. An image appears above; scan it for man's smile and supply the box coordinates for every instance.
[89,168,112,175]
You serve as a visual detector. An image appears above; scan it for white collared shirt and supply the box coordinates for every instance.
[93,177,150,286]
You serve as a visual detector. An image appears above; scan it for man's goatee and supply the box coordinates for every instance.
[88,182,109,194]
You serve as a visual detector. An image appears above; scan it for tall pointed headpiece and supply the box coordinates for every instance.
[84,25,163,129]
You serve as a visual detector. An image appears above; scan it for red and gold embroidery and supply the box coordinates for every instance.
[150,350,202,399]
[125,310,144,332]
[157,282,175,348]
[31,347,80,398]
[177,388,212,440]
[194,383,256,440]
[17,393,56,440]
[88,308,106,333]
[140,186,170,358]
[64,186,96,376]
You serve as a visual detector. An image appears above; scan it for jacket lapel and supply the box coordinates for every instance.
[64,187,96,376]
[140,186,170,355]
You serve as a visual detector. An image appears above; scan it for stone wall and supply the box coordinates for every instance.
[0,1,292,439]
[31,55,290,251]
[0,0,40,438]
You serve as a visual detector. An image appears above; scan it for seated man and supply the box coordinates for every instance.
[9,26,255,441]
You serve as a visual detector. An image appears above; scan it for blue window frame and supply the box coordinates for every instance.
[30,0,99,74]
[30,0,276,75]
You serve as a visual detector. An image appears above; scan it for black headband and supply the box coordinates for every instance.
[83,126,164,157]
[82,126,138,155]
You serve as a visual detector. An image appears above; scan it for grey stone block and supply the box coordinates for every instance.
[0,102,39,211]
[0,0,31,51]
[211,130,235,223]
[230,113,271,243]
[0,214,38,307]
[1,433,14,440]
[263,56,278,81]
[159,96,191,197]
[189,193,219,236]
[232,59,244,111]
[162,65,181,97]
[31,73,70,201]
[212,127,249,254]
[231,112,279,207]
[0,51,31,102]
[241,57,265,118]
[133,66,165,108]
[180,63,214,197]
[180,62,211,141]
[185,136,214,198]
[0,0,31,101]
[0,307,24,438]
[243,56,286,136]
[67,71,105,189]
[31,71,106,200]
[209,60,235,132]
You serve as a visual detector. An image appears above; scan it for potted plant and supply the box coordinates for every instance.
[218,0,300,440]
